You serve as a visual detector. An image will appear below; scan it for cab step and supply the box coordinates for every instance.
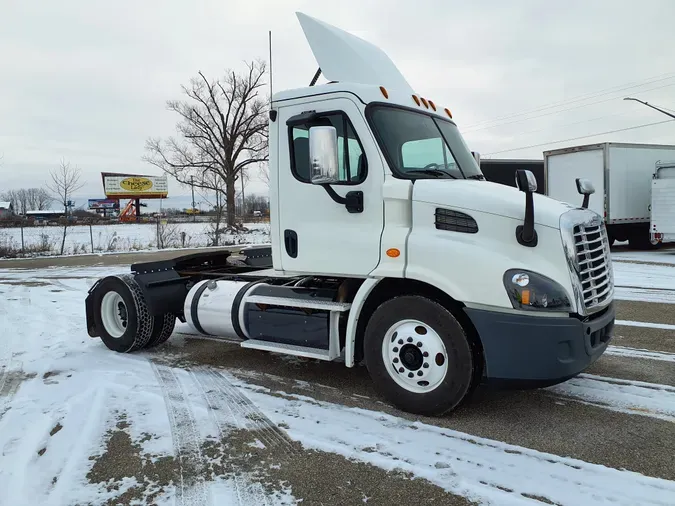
[240,340,334,360]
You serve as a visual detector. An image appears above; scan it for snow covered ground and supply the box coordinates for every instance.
[1,257,674,505]
[0,221,270,258]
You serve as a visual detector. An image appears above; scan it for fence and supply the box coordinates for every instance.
[0,217,271,259]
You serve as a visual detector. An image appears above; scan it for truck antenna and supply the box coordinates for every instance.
[268,30,273,100]
[309,68,322,86]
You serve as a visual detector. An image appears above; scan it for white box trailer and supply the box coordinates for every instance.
[544,142,675,248]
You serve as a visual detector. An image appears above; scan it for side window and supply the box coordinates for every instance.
[290,112,367,184]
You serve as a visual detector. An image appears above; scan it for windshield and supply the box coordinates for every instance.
[367,105,484,180]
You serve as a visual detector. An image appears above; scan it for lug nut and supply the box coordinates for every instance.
[423,363,429,369]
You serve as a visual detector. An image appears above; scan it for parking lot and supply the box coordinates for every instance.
[0,247,674,505]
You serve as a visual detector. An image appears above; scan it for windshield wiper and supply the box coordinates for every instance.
[466,174,485,180]
[407,169,458,179]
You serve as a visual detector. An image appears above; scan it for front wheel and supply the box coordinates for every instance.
[363,295,475,416]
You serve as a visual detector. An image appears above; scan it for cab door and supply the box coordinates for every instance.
[276,96,384,276]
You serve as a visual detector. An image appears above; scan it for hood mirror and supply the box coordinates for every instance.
[514,169,537,247]
[575,177,595,208]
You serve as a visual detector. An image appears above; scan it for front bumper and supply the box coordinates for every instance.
[464,303,615,388]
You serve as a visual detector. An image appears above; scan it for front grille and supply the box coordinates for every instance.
[572,222,613,311]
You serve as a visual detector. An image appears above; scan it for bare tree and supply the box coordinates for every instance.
[47,159,85,255]
[27,188,53,210]
[2,187,52,214]
[258,162,270,188]
[143,60,269,231]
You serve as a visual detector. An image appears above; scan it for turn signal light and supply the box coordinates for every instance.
[521,289,530,305]
[386,248,401,258]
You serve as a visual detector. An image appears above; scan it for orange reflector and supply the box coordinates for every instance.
[521,290,530,305]
[412,95,421,106]
[429,100,437,111]
[444,107,452,118]
[421,97,429,108]
[386,248,401,258]
[380,86,389,99]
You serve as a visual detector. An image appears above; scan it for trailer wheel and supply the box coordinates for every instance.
[144,314,176,349]
[92,274,156,353]
[363,295,474,416]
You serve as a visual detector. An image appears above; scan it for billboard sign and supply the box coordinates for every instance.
[88,198,120,210]
[103,174,169,199]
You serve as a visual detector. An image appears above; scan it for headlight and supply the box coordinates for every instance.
[502,269,572,312]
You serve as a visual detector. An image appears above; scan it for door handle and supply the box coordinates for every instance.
[284,229,298,258]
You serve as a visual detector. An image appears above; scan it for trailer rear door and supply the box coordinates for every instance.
[651,161,675,238]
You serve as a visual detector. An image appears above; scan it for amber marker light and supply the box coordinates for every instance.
[412,95,421,106]
[444,107,453,118]
[380,86,389,98]
[521,290,530,305]
[386,248,401,258]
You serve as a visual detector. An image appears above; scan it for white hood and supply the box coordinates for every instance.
[296,12,414,94]
[413,179,577,229]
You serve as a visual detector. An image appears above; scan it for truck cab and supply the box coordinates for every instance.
[85,12,615,416]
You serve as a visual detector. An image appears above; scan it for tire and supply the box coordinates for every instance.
[363,295,474,416]
[92,274,159,353]
[145,313,176,349]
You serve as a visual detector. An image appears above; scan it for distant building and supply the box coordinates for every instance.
[0,201,14,220]
[25,209,65,222]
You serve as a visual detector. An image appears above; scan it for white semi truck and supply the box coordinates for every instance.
[85,12,615,416]
[544,142,675,249]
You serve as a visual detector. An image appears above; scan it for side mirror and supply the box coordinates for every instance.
[575,177,595,209]
[515,169,537,193]
[514,169,537,247]
[309,126,340,184]
[471,151,481,167]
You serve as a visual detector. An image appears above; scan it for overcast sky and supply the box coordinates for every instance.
[2,0,675,204]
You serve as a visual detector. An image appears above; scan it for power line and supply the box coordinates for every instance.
[483,119,675,156]
[462,81,675,133]
[464,72,675,130]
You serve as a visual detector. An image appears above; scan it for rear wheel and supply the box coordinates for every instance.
[145,313,176,349]
[363,295,475,416]
[92,274,171,353]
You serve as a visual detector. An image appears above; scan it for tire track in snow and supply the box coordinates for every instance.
[197,367,298,455]
[150,361,211,506]
[190,368,272,506]
[547,373,675,422]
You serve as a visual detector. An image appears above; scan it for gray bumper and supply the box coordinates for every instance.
[464,303,615,387]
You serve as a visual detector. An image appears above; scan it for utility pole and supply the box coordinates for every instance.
[623,97,675,120]
[190,175,196,223]
[241,172,245,219]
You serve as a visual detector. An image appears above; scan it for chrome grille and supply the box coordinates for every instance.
[572,222,613,311]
